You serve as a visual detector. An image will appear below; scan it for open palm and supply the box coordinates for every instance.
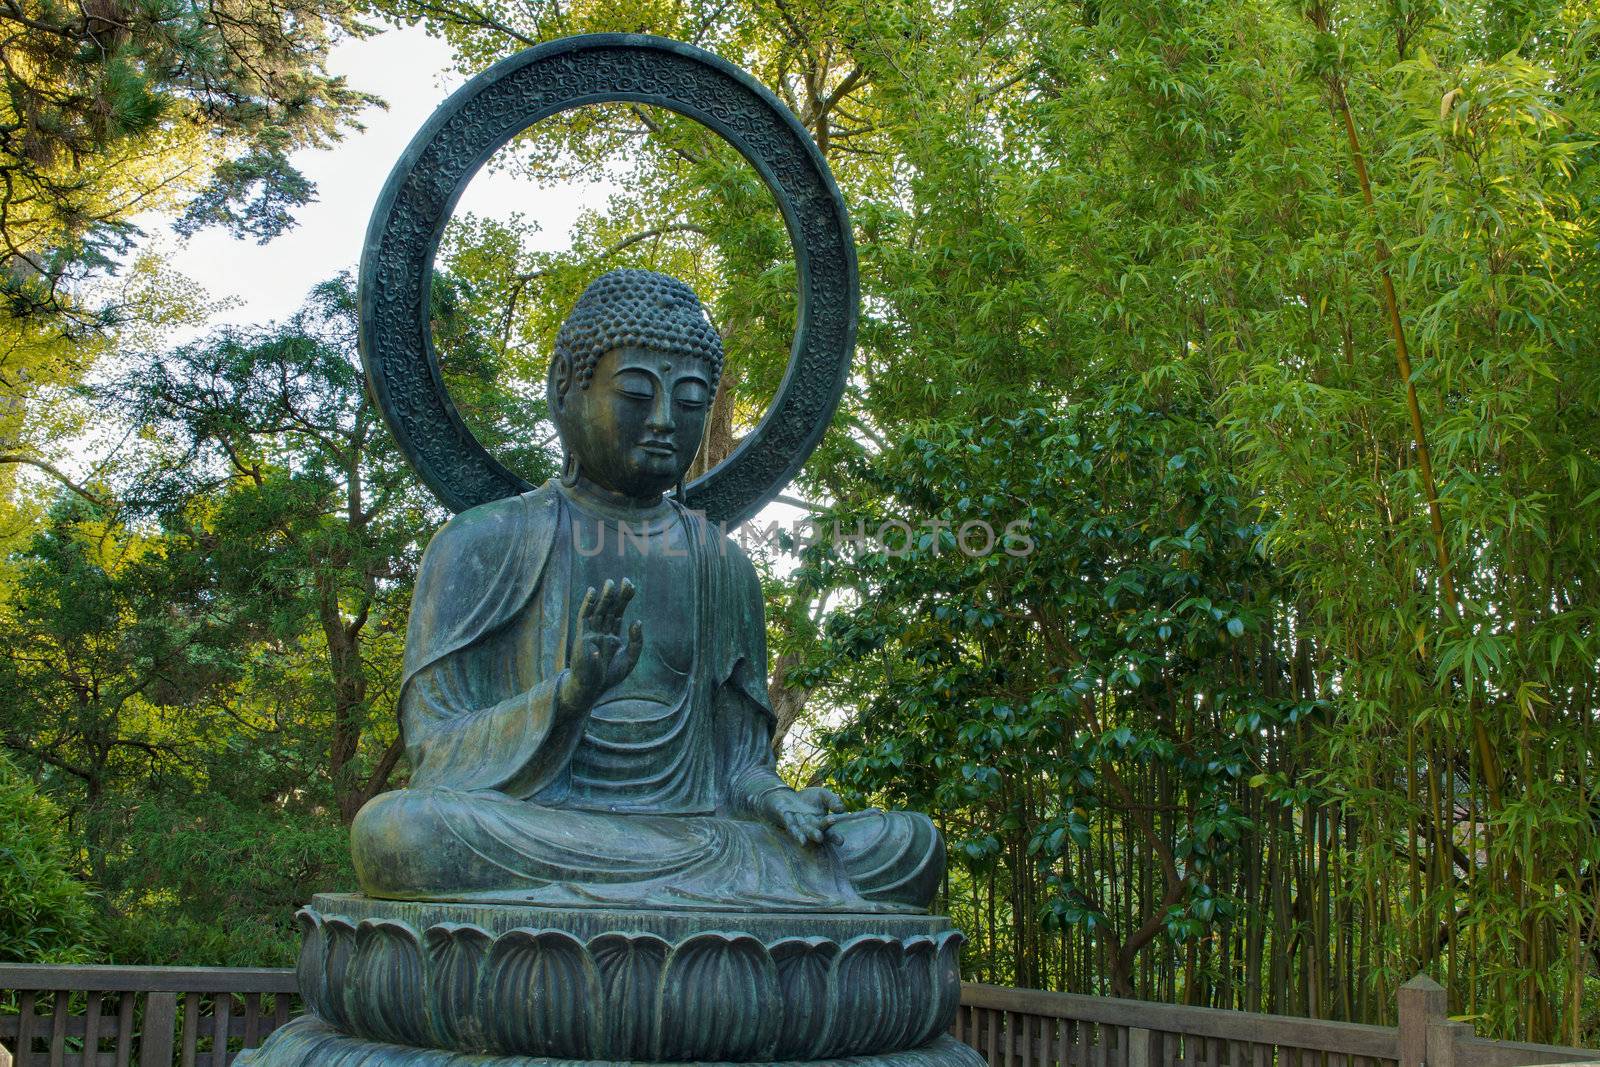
[559,578,643,715]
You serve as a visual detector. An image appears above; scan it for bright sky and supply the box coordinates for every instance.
[162,23,615,328]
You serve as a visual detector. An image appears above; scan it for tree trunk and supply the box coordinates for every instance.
[317,576,371,824]
[768,650,812,756]
[689,367,736,483]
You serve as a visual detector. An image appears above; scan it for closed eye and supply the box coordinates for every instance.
[614,370,656,400]
[674,380,710,408]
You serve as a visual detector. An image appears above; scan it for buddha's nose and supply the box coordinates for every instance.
[647,395,675,434]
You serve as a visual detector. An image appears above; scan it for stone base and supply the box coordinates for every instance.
[237,1019,987,1067]
[295,895,964,1062]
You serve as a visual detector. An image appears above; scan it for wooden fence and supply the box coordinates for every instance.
[955,979,1599,1067]
[2,966,1596,1067]
[0,967,295,1067]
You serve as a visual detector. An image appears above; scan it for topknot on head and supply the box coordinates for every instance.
[554,269,724,389]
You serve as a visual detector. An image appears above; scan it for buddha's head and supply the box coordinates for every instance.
[548,269,723,500]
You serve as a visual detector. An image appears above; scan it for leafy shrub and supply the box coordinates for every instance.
[97,795,352,966]
[0,754,99,962]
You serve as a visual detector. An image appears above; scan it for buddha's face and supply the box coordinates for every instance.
[553,346,713,499]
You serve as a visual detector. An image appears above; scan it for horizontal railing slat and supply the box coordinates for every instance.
[0,1013,123,1041]
[1457,1038,1600,1067]
[0,967,298,994]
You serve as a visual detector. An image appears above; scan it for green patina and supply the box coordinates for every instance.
[348,269,943,912]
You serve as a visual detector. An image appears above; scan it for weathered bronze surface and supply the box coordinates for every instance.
[357,33,857,526]
[348,269,943,913]
[290,896,962,1060]
[244,34,980,1067]
[244,1019,985,1067]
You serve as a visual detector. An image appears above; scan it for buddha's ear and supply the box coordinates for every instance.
[548,354,572,409]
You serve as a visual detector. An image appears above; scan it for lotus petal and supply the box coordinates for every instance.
[348,919,430,1046]
[293,910,328,1019]
[656,932,779,1060]
[768,937,839,1059]
[897,936,938,1049]
[482,928,600,1057]
[320,916,359,1032]
[588,932,669,1060]
[423,922,493,1050]
[830,935,907,1055]
[924,930,966,1043]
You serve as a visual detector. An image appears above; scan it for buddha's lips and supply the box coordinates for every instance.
[638,442,676,456]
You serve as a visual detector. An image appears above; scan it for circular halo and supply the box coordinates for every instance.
[357,33,858,526]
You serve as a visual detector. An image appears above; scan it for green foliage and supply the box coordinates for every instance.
[0,486,367,965]
[175,144,320,245]
[98,798,350,966]
[2,273,511,964]
[0,493,250,858]
[1,0,375,326]
[0,754,99,963]
[1,0,373,588]
[112,274,455,824]
[794,397,1286,994]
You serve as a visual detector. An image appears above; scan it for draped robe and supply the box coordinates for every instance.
[350,482,942,912]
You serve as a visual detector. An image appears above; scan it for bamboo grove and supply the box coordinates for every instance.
[1,0,1597,1049]
[773,0,1600,1045]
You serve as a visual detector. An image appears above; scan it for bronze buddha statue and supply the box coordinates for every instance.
[349,269,943,913]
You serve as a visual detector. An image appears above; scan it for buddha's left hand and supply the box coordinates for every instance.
[761,786,846,847]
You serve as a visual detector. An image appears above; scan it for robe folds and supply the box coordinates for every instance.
[351,482,943,912]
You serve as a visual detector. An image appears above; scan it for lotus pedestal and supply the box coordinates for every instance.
[237,894,985,1067]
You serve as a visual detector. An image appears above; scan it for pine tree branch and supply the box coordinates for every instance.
[0,453,107,507]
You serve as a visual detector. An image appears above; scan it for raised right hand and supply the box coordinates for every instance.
[558,578,643,716]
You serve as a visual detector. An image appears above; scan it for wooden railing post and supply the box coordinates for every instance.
[1128,1026,1162,1067]
[1429,1018,1475,1067]
[1399,975,1448,1067]
[15,992,36,1067]
[143,992,178,1067]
